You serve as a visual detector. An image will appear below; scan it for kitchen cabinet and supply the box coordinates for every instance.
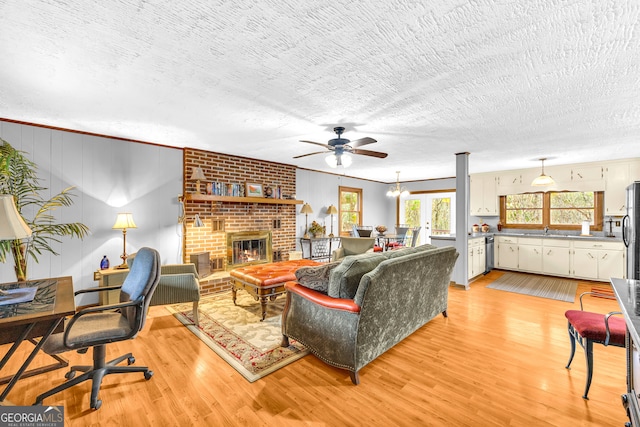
[517,238,542,273]
[496,236,518,270]
[572,240,625,281]
[470,173,498,216]
[542,240,571,277]
[605,161,631,216]
[468,237,486,279]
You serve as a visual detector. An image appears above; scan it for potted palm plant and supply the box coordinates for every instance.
[0,139,89,281]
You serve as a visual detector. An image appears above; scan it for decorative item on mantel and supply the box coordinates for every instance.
[300,203,313,238]
[190,166,206,194]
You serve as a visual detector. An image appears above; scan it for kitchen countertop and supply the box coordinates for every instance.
[430,232,622,242]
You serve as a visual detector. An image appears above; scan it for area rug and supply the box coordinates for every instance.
[486,272,578,303]
[166,291,308,382]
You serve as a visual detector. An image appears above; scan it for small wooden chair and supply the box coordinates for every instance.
[564,291,625,399]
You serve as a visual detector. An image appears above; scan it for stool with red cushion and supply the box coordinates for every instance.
[565,291,625,399]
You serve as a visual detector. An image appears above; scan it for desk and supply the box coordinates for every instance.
[0,277,75,402]
[299,237,341,262]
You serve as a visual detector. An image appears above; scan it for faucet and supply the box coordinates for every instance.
[544,225,549,234]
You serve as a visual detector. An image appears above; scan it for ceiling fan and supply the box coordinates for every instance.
[294,126,388,168]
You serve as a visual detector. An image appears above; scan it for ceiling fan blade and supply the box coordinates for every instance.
[293,151,329,159]
[348,137,377,148]
[300,140,331,149]
[351,148,388,159]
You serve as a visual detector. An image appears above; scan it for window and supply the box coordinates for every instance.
[339,186,363,236]
[500,191,603,230]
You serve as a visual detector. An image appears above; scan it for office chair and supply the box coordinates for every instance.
[34,247,161,410]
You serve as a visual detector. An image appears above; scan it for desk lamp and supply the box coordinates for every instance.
[326,204,338,237]
[112,213,137,269]
[300,203,313,239]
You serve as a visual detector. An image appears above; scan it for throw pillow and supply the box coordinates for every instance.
[328,253,387,299]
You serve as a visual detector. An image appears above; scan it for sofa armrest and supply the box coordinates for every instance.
[332,248,346,262]
[285,282,360,313]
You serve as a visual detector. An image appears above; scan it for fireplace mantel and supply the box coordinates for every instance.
[183,193,302,205]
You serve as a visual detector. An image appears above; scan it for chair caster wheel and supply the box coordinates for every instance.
[65,370,76,380]
[144,371,153,380]
[91,399,102,410]
[127,356,135,365]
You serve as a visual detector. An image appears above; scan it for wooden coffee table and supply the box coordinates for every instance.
[230,259,322,320]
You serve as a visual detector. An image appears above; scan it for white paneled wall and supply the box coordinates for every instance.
[0,121,182,305]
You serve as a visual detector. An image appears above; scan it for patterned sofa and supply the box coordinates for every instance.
[281,244,459,384]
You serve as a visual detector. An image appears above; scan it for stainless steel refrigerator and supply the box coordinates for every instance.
[623,181,640,280]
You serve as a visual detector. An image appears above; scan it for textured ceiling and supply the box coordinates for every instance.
[1,1,640,183]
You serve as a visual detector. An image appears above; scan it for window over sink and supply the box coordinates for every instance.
[500,191,603,231]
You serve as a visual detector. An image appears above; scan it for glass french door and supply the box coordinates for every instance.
[399,192,456,245]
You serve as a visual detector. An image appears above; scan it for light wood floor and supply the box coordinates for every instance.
[1,270,629,426]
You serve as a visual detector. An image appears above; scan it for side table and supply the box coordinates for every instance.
[299,237,341,262]
[93,268,129,305]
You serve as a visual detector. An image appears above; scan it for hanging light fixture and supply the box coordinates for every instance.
[386,171,410,198]
[531,158,555,187]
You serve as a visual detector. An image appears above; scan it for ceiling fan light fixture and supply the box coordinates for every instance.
[325,152,352,168]
[531,158,556,187]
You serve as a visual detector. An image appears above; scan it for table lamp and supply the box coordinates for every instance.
[190,166,206,195]
[326,204,338,237]
[300,203,313,239]
[112,213,137,269]
[0,195,32,240]
[0,195,33,283]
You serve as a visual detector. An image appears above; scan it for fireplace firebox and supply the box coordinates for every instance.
[226,231,272,270]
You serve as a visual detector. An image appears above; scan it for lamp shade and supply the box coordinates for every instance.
[326,204,338,215]
[300,203,313,214]
[0,195,32,240]
[112,213,137,230]
[531,158,555,187]
[190,166,206,181]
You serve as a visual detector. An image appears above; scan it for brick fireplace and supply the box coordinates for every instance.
[183,149,298,295]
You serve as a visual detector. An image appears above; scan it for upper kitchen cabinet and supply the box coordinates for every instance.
[605,160,630,216]
[569,163,605,191]
[470,173,498,216]
[605,159,640,216]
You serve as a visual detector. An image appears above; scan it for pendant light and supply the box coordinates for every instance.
[386,171,409,198]
[531,158,555,187]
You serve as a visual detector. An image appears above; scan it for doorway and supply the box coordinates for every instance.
[399,192,456,245]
